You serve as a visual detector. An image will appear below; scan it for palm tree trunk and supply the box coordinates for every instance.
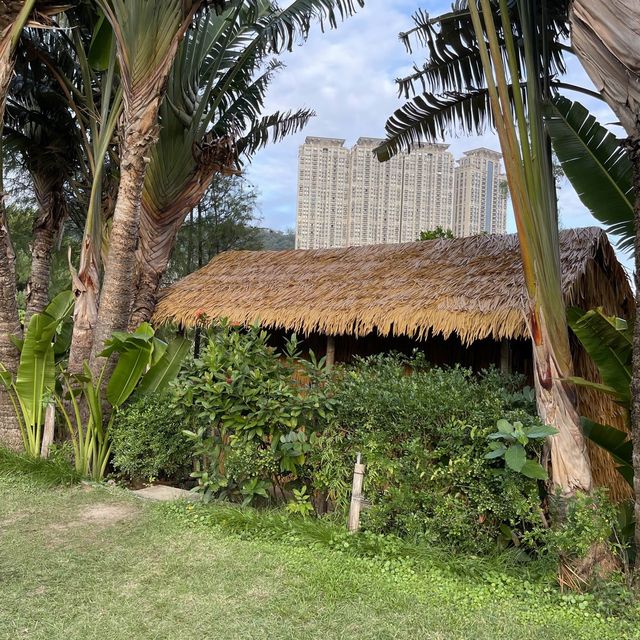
[88,118,161,375]
[24,180,67,325]
[0,38,22,449]
[129,167,217,328]
[626,136,640,566]
[532,332,592,494]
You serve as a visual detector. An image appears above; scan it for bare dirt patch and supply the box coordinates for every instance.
[46,501,139,546]
[80,503,137,524]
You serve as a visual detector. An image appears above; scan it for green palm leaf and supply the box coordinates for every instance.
[376,89,492,162]
[544,96,634,252]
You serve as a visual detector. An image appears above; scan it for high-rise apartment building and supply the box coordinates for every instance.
[295,137,506,249]
[296,137,349,249]
[453,148,508,236]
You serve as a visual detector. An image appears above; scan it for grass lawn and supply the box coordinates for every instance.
[0,476,638,640]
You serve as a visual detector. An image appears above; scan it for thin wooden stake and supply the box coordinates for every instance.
[40,403,55,459]
[348,452,365,532]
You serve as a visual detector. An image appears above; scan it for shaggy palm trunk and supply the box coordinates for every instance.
[88,115,162,375]
[569,0,640,570]
[0,34,22,450]
[129,165,220,328]
[24,179,67,325]
[129,212,184,329]
[532,330,592,495]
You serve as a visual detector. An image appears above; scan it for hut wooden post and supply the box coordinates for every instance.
[500,339,511,374]
[326,335,336,369]
[348,453,365,532]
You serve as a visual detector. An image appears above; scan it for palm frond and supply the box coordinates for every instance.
[236,108,315,158]
[375,89,494,162]
[383,1,569,161]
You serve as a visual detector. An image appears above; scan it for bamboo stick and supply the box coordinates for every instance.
[348,453,365,532]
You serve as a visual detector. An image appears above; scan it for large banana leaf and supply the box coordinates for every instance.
[567,307,632,406]
[544,96,634,252]
[14,291,74,431]
[581,417,633,487]
[102,323,157,408]
[138,336,191,395]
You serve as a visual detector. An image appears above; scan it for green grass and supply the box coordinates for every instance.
[0,476,638,640]
[0,447,81,486]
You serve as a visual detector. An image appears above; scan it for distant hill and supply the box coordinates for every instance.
[256,227,295,250]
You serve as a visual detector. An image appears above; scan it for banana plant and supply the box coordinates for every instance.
[544,97,634,252]
[568,307,634,486]
[56,324,190,479]
[0,290,74,456]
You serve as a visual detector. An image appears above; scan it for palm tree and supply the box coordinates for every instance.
[84,0,207,377]
[87,0,364,375]
[130,4,315,327]
[5,43,81,324]
[376,0,593,494]
[0,1,65,449]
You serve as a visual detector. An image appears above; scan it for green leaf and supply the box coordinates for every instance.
[484,446,507,459]
[138,337,191,395]
[14,291,74,432]
[504,444,526,472]
[88,13,114,71]
[520,460,548,480]
[544,96,634,252]
[524,424,558,439]
[567,307,632,406]
[496,419,513,434]
[581,417,633,487]
[106,341,153,408]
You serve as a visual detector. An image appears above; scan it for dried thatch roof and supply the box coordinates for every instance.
[153,227,632,343]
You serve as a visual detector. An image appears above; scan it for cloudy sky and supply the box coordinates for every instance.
[244,0,630,262]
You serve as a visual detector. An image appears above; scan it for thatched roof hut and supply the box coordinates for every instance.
[154,227,631,339]
[154,227,634,500]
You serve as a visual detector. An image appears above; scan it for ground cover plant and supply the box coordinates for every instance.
[1,475,639,640]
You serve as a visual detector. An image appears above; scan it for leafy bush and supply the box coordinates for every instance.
[309,354,546,552]
[110,392,192,484]
[174,331,547,552]
[544,489,618,559]
[172,322,334,503]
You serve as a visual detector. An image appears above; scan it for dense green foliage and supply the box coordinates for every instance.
[110,393,192,484]
[172,327,548,553]
[0,445,80,486]
[173,323,333,502]
[419,226,454,240]
[315,355,546,551]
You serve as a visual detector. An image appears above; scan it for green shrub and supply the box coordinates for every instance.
[172,322,334,503]
[308,354,546,553]
[543,489,618,559]
[110,392,192,484]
